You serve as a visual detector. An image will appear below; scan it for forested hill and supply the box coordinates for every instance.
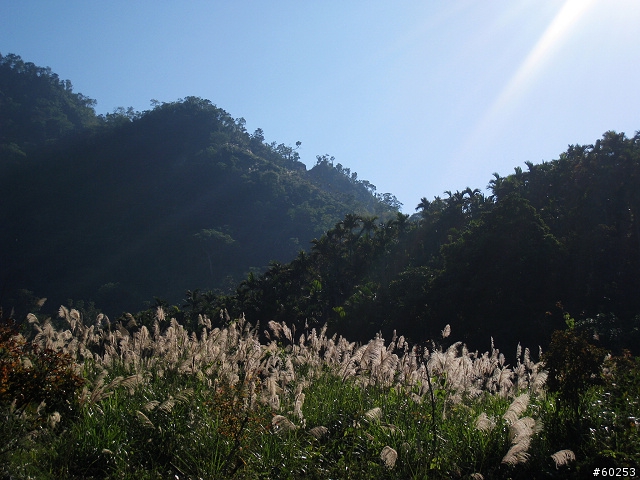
[0,54,99,162]
[2,53,639,357]
[184,130,640,355]
[0,53,398,315]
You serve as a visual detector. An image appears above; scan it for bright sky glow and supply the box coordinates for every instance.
[2,1,639,212]
[496,0,597,115]
[456,0,599,177]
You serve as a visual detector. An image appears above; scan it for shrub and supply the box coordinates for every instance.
[0,317,84,415]
[542,328,607,416]
[1,314,84,466]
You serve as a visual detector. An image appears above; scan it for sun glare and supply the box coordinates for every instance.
[453,0,598,175]
[490,0,597,116]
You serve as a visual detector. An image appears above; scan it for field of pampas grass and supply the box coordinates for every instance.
[1,307,637,479]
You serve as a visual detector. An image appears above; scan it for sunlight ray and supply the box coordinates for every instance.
[487,0,597,120]
[451,0,597,180]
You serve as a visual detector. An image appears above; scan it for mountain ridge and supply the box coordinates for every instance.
[0,53,397,315]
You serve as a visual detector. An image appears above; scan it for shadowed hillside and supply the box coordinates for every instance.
[193,131,640,355]
[0,53,397,315]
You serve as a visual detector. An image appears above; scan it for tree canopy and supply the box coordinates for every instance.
[194,131,640,355]
[1,53,639,356]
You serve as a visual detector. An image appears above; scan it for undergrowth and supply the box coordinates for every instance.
[1,306,638,479]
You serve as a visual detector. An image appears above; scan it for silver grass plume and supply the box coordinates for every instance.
[530,370,548,395]
[58,306,70,323]
[144,400,160,412]
[35,400,47,416]
[388,329,397,351]
[362,338,384,370]
[340,344,366,380]
[309,425,328,439]
[120,374,144,394]
[125,314,137,329]
[136,410,154,428]
[441,324,451,339]
[281,322,293,343]
[95,313,107,328]
[501,438,531,466]
[493,366,514,397]
[503,393,530,425]
[158,396,175,413]
[116,323,129,338]
[551,449,576,468]
[33,319,56,349]
[63,306,80,332]
[198,314,212,329]
[380,446,398,468]
[269,394,281,411]
[501,397,536,466]
[378,353,399,386]
[272,414,297,433]
[475,412,496,432]
[268,320,283,339]
[293,392,305,421]
[70,308,81,327]
[48,411,61,429]
[90,375,125,403]
[174,388,194,404]
[21,356,33,369]
[509,417,535,443]
[533,418,544,435]
[364,407,383,423]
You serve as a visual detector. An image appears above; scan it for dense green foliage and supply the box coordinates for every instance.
[0,53,99,159]
[158,131,639,356]
[196,131,637,354]
[2,52,639,358]
[0,53,396,316]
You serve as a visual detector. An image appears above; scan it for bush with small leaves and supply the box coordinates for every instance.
[542,328,607,416]
[0,317,84,417]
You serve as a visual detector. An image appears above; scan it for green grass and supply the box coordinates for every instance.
[1,311,638,479]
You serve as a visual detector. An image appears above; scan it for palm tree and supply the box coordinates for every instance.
[416,197,430,213]
[386,212,410,235]
[339,213,362,235]
[488,173,504,200]
[460,187,485,216]
[311,236,330,255]
[357,215,378,240]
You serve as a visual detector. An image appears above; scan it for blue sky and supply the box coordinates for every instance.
[2,1,639,212]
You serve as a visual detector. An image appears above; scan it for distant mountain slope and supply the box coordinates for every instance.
[0,54,396,315]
